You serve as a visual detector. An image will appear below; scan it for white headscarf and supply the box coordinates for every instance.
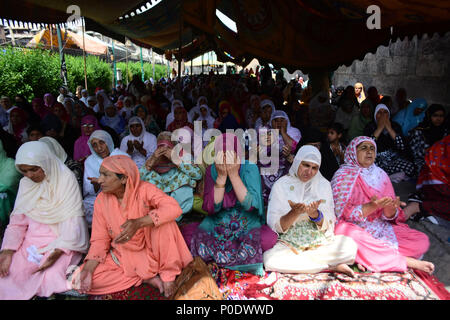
[267,145,335,234]
[374,104,390,135]
[85,130,119,179]
[270,110,302,144]
[374,104,390,123]
[165,99,193,129]
[127,116,146,142]
[188,96,209,120]
[197,104,216,129]
[39,136,68,163]
[13,141,84,225]
[94,89,113,112]
[255,99,276,130]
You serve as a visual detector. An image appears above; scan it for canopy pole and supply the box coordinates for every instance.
[178,16,183,82]
[140,47,144,82]
[56,25,68,88]
[81,17,88,91]
[125,39,129,86]
[112,40,117,87]
[49,24,53,50]
[151,47,155,81]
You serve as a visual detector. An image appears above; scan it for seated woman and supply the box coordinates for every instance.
[3,107,29,145]
[140,131,202,222]
[165,100,191,130]
[0,141,21,228]
[39,136,83,191]
[133,104,161,137]
[331,136,434,274]
[167,104,194,132]
[214,101,241,133]
[100,105,126,137]
[258,110,301,205]
[181,133,277,276]
[264,145,357,275]
[0,141,89,299]
[393,98,428,137]
[254,99,275,131]
[363,104,415,179]
[120,116,157,169]
[404,135,450,227]
[408,104,447,176]
[73,115,101,163]
[188,96,209,121]
[83,130,129,226]
[347,99,373,141]
[289,127,340,182]
[72,155,192,298]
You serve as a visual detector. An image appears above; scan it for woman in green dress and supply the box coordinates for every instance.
[181,133,277,276]
[0,140,22,227]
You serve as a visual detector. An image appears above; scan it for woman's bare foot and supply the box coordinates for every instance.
[162,280,176,298]
[357,263,366,272]
[406,257,435,275]
[144,275,164,294]
[403,202,420,220]
[330,264,355,278]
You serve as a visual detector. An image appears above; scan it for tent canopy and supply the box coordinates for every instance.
[27,27,108,55]
[1,0,450,72]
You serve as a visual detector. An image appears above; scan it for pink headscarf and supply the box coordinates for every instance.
[73,115,101,161]
[331,136,387,220]
[32,97,51,119]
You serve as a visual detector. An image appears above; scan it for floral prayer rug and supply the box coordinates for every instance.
[209,263,445,300]
[88,283,168,300]
[86,264,447,300]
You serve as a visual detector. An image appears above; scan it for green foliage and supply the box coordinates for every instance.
[0,46,168,101]
[116,61,168,84]
[0,47,61,100]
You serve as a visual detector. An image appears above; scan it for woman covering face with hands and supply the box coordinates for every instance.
[264,145,357,276]
[181,133,277,276]
[331,136,434,274]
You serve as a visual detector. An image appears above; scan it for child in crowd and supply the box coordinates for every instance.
[327,122,346,166]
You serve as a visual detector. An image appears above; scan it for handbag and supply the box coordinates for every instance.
[170,256,223,300]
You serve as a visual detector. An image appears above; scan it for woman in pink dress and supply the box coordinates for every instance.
[0,141,89,299]
[331,136,434,274]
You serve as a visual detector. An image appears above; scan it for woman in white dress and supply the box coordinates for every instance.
[264,145,357,275]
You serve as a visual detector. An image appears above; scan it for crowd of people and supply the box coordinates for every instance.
[0,68,448,299]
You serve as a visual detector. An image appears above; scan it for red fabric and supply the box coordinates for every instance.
[418,135,450,187]
[413,270,450,300]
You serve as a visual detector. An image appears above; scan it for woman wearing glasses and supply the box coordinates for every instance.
[73,115,101,163]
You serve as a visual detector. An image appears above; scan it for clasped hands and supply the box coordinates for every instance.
[127,140,145,154]
[376,113,393,131]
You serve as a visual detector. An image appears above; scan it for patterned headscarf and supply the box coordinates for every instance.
[331,136,386,220]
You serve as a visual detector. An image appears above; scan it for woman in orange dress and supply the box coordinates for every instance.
[72,155,192,298]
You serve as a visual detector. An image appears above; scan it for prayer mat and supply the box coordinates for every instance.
[88,283,168,300]
[209,263,445,300]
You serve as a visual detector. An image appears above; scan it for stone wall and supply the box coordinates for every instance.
[331,32,450,107]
